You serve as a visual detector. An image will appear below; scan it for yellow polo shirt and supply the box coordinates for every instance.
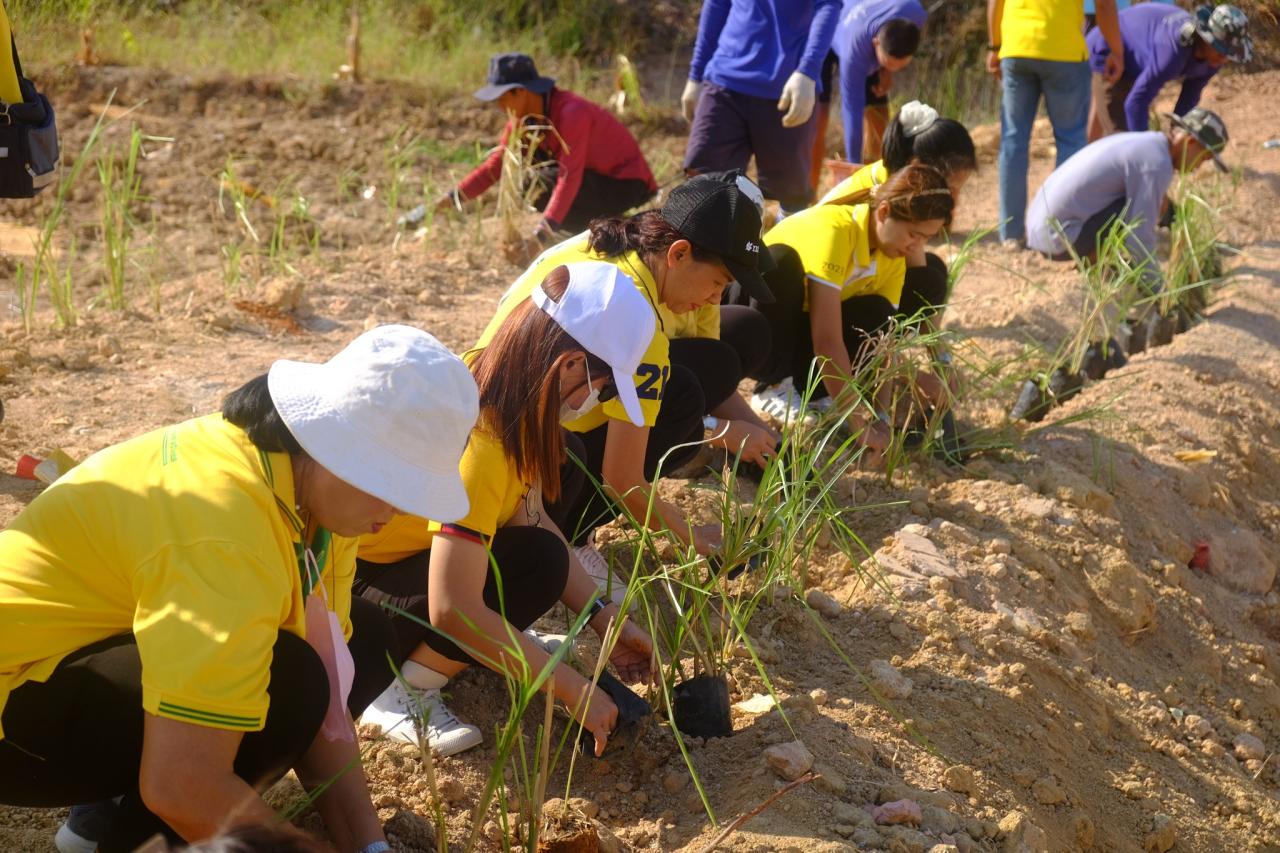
[764,202,907,310]
[359,427,527,563]
[477,235,670,433]
[998,0,1087,63]
[0,413,356,737]
[819,160,889,207]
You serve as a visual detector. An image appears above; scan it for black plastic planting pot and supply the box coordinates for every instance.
[672,674,732,739]
[1010,367,1083,423]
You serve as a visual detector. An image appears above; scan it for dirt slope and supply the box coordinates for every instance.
[0,65,1278,853]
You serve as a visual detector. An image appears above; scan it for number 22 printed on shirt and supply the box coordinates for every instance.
[635,363,668,400]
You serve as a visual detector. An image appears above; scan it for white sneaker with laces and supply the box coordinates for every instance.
[573,534,627,605]
[363,678,482,757]
[750,377,815,426]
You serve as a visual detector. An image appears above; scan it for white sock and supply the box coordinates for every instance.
[401,660,448,691]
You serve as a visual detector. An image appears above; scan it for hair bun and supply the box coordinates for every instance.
[898,100,939,138]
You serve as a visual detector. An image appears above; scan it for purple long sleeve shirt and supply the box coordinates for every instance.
[833,0,928,162]
[689,0,841,100]
[1087,4,1219,132]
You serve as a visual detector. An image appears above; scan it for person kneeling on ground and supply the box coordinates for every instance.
[740,164,955,458]
[489,172,777,593]
[355,263,657,758]
[3,326,478,853]
[436,53,657,264]
[1025,107,1228,351]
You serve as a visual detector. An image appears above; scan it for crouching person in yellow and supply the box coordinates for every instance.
[356,262,656,758]
[0,326,478,853]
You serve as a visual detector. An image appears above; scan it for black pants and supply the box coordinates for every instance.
[533,167,656,233]
[668,305,772,413]
[731,244,949,396]
[0,597,397,853]
[354,526,571,667]
[545,362,705,544]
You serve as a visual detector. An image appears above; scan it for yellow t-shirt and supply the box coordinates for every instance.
[476,234,671,433]
[764,203,907,309]
[0,3,22,104]
[0,413,356,738]
[359,428,527,563]
[819,160,889,207]
[999,0,1087,63]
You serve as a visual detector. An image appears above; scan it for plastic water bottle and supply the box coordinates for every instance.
[1264,139,1280,150]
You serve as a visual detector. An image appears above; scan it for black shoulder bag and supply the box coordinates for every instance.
[0,33,59,198]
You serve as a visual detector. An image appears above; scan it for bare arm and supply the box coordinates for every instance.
[138,715,276,843]
[427,534,618,754]
[600,418,721,554]
[293,723,386,853]
[808,280,857,403]
[986,0,1005,78]
[1094,0,1125,82]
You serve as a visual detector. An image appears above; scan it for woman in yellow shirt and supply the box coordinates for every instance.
[483,172,776,582]
[747,165,955,453]
[819,100,977,207]
[0,326,477,853]
[354,263,657,758]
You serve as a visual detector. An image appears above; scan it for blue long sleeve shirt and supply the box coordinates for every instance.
[1087,4,1219,132]
[833,0,928,162]
[689,0,841,100]
[1026,131,1173,272]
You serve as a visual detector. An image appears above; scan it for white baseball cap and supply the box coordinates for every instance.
[530,261,655,427]
[267,325,479,521]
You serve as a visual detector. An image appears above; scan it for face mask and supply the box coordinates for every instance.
[560,363,603,421]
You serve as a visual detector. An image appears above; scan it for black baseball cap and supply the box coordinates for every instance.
[660,171,776,304]
[474,53,555,102]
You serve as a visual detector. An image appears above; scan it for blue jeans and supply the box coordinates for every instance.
[998,57,1091,241]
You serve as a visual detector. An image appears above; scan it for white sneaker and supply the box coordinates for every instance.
[574,534,628,605]
[363,679,482,757]
[55,800,118,853]
[751,377,815,426]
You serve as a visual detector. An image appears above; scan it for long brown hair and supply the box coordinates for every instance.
[469,265,609,502]
[872,163,955,228]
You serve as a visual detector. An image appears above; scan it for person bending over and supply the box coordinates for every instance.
[437,53,657,263]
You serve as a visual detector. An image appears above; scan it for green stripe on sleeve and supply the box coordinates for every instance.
[156,701,262,729]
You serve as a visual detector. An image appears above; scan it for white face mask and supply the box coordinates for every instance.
[560,363,603,422]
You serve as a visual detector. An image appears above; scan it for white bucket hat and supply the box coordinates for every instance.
[267,325,479,521]
[530,261,654,427]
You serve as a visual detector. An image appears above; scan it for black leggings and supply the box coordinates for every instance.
[354,525,571,667]
[0,597,397,853]
[668,305,772,413]
[544,362,706,544]
[732,244,949,395]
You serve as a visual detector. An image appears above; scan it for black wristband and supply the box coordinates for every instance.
[586,595,609,621]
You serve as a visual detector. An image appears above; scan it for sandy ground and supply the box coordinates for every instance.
[0,63,1278,852]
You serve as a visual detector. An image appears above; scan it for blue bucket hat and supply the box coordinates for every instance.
[474,53,556,102]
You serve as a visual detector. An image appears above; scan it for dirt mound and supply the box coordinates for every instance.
[0,66,1278,853]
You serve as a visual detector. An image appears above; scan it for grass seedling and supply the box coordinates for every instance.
[96,125,145,310]
[495,114,563,253]
[18,94,114,329]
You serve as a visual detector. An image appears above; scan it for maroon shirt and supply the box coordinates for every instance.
[456,89,657,228]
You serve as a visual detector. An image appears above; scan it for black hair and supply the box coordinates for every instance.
[882,116,978,175]
[586,209,719,265]
[221,373,304,455]
[877,19,921,59]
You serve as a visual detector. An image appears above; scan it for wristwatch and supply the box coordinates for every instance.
[703,415,721,432]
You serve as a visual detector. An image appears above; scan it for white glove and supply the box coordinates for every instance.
[776,71,817,128]
[681,79,703,123]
